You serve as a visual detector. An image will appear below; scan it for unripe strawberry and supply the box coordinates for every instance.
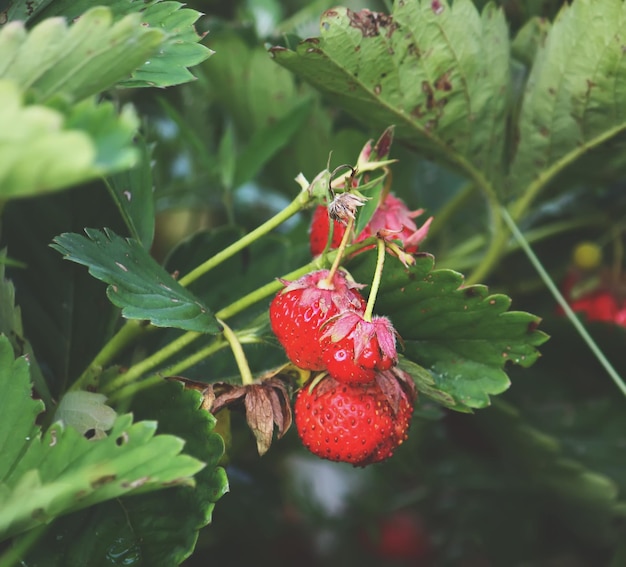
[294,374,414,466]
[320,312,398,384]
[269,269,366,370]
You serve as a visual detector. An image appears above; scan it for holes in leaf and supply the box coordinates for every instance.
[116,432,129,446]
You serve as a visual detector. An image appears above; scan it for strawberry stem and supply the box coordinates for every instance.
[69,319,148,391]
[501,207,626,399]
[107,339,230,404]
[179,187,312,287]
[219,318,255,386]
[101,330,202,395]
[364,238,386,322]
[325,215,355,284]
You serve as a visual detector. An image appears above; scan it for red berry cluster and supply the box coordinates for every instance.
[558,246,626,327]
[567,289,626,326]
[269,190,432,465]
[269,268,415,466]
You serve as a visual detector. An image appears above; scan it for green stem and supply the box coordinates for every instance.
[102,330,201,394]
[364,239,386,321]
[178,188,312,287]
[467,124,626,285]
[216,238,378,321]
[109,335,264,402]
[215,259,322,320]
[501,207,626,399]
[325,216,355,284]
[109,340,229,403]
[511,124,626,223]
[219,319,254,385]
[70,319,148,391]
[156,338,229,377]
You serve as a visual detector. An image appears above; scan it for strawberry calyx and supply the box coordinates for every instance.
[277,269,366,311]
[320,312,398,384]
[269,269,368,370]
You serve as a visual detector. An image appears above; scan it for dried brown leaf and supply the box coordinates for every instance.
[244,386,274,456]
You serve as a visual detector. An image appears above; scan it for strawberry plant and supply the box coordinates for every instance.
[1,0,626,565]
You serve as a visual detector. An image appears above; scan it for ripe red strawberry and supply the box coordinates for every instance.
[569,291,620,323]
[320,312,398,384]
[309,205,345,256]
[269,269,367,370]
[294,374,414,466]
[557,268,626,326]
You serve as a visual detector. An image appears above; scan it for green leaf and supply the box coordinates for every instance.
[64,98,138,172]
[26,0,212,91]
[3,186,126,396]
[54,392,117,438]
[203,31,339,190]
[204,32,303,135]
[0,0,55,25]
[0,249,52,406]
[270,0,511,180]
[349,252,548,408]
[397,356,470,412]
[125,380,228,561]
[19,380,227,566]
[233,97,313,188]
[511,16,550,68]
[51,228,221,333]
[29,0,162,23]
[0,80,138,199]
[0,7,164,102]
[508,0,626,199]
[0,335,206,541]
[106,136,155,249]
[0,335,45,482]
[27,1,211,88]
[119,2,212,88]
